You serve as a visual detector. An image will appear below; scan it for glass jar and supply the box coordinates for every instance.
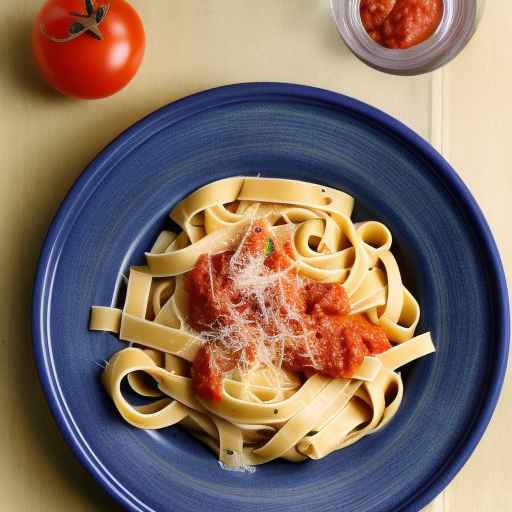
[330,0,485,75]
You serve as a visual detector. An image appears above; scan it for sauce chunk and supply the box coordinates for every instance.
[186,221,391,401]
[360,0,443,49]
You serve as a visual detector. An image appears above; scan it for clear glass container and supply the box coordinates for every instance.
[330,0,485,75]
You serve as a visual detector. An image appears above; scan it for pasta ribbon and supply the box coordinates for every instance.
[90,177,435,469]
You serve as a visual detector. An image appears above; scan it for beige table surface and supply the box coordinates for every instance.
[1,1,510,511]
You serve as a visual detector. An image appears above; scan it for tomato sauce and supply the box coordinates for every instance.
[360,0,443,49]
[186,221,391,401]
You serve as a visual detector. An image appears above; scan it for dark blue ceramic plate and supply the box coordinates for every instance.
[33,83,509,512]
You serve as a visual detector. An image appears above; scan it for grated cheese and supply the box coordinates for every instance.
[194,221,320,376]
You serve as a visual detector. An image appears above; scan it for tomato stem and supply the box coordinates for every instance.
[40,1,110,43]
[85,0,95,16]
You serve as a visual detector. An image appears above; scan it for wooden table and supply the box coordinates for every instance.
[1,1,509,510]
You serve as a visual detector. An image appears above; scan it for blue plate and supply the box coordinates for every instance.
[33,83,509,512]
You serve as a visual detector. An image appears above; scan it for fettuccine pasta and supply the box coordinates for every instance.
[90,177,435,470]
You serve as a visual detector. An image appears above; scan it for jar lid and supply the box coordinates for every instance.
[330,0,482,75]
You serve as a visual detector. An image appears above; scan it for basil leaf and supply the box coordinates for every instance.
[264,238,274,257]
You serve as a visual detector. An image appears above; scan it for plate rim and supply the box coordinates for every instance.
[32,82,510,512]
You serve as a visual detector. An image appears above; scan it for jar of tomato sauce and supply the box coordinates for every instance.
[330,0,485,75]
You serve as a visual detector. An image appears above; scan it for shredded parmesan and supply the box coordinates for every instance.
[193,222,320,378]
[218,458,256,474]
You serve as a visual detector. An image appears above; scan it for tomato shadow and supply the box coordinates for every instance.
[4,14,69,103]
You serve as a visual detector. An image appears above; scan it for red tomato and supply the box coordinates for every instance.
[32,0,145,99]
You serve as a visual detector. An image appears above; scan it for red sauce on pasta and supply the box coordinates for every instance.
[360,0,443,49]
[186,221,390,401]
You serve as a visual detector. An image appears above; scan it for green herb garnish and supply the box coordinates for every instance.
[264,237,274,257]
